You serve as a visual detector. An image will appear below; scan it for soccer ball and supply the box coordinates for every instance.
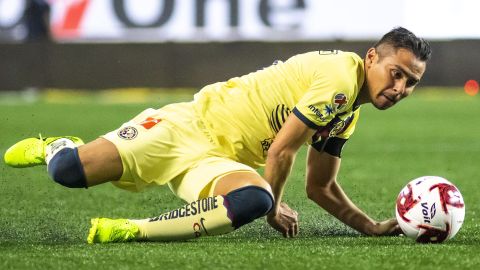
[395,176,465,243]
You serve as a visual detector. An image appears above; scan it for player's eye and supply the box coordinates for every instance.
[392,70,403,80]
[406,79,418,88]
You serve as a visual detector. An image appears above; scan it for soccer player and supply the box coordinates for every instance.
[4,27,431,243]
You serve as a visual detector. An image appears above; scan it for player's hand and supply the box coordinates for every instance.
[267,202,299,238]
[370,218,402,236]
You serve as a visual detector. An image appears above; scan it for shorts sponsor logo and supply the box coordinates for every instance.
[117,126,138,140]
[139,117,161,130]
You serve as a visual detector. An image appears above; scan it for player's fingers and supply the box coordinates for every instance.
[391,224,402,236]
[293,223,299,236]
[280,224,289,238]
[287,226,294,238]
[386,218,398,226]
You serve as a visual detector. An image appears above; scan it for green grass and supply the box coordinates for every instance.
[1,88,479,269]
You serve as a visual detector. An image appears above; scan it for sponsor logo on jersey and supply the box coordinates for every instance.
[324,104,334,116]
[117,126,138,140]
[318,50,339,55]
[334,93,348,110]
[307,105,327,121]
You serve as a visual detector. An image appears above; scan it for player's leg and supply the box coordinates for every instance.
[76,138,123,186]
[4,135,122,188]
[132,171,273,241]
[88,170,274,243]
[213,171,274,229]
[87,171,274,243]
[48,138,123,188]
[4,107,165,188]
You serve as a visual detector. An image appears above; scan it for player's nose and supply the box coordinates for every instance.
[393,80,407,98]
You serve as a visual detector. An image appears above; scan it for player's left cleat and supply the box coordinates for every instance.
[87,218,139,244]
[4,135,84,168]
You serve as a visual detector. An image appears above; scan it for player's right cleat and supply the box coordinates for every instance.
[87,218,139,244]
[3,135,84,168]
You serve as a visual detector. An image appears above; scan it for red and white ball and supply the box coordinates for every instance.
[395,176,465,243]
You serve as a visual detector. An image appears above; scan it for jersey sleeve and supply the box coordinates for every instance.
[291,51,359,130]
[309,108,360,157]
[335,108,360,140]
[292,88,337,129]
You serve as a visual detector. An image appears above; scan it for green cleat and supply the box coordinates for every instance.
[4,135,84,168]
[87,218,139,244]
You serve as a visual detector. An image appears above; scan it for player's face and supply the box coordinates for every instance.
[364,47,426,110]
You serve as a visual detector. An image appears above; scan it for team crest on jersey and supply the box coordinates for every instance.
[118,126,138,140]
[334,93,348,110]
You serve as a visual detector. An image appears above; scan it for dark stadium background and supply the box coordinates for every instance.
[0,0,478,91]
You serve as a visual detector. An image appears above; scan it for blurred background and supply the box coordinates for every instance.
[0,0,478,95]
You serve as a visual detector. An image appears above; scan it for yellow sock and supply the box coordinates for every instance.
[131,195,234,241]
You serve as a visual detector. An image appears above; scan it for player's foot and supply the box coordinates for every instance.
[4,135,84,168]
[87,218,139,244]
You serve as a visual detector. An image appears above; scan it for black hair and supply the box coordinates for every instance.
[374,27,432,61]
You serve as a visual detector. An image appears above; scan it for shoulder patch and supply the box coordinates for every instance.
[333,93,348,111]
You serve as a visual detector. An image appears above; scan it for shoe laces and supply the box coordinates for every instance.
[38,133,46,158]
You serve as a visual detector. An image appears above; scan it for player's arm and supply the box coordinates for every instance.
[264,113,316,237]
[305,146,400,236]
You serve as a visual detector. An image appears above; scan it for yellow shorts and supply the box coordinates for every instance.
[102,102,259,202]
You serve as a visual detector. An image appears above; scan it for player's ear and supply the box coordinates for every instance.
[365,47,377,67]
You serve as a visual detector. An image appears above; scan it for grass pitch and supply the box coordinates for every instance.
[1,88,479,269]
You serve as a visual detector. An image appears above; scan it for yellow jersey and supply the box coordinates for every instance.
[192,50,365,168]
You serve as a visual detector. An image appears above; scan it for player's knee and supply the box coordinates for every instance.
[224,186,274,229]
[47,148,87,188]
